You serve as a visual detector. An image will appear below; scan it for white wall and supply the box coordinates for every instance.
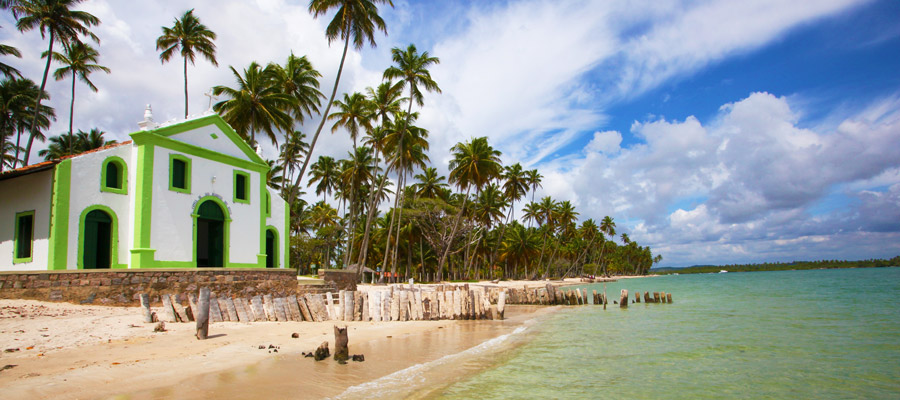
[0,170,54,271]
[168,124,248,160]
[266,188,287,268]
[151,147,262,265]
[66,145,134,269]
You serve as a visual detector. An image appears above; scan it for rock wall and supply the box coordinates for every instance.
[318,269,357,291]
[0,269,299,305]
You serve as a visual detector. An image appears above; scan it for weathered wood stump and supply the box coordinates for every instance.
[334,326,349,363]
[196,288,210,340]
[660,292,667,304]
[653,292,660,303]
[619,289,629,308]
[314,341,330,361]
[644,291,652,303]
[140,293,153,323]
[667,293,673,303]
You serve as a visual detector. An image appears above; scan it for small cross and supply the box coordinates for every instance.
[204,90,217,111]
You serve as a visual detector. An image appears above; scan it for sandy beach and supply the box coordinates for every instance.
[0,296,556,399]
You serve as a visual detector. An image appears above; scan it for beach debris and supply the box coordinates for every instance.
[151,312,159,323]
[351,354,365,362]
[153,321,166,332]
[196,288,211,340]
[314,341,330,361]
[4,348,19,353]
[140,294,153,323]
[334,326,349,363]
[303,352,313,358]
[258,345,266,349]
[0,364,17,372]
[291,333,300,338]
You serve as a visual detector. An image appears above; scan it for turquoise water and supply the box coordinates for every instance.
[435,268,900,399]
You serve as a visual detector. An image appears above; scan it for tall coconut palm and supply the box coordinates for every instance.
[267,53,323,123]
[295,0,392,195]
[339,145,375,267]
[355,124,391,271]
[525,168,542,204]
[13,0,99,166]
[328,91,371,152]
[499,222,540,280]
[212,61,295,146]
[414,167,447,199]
[491,162,527,273]
[1,136,21,169]
[0,42,22,79]
[382,43,440,141]
[308,155,339,203]
[156,8,217,119]
[438,137,502,279]
[598,215,616,276]
[535,196,558,279]
[279,130,308,193]
[522,201,541,228]
[74,127,111,150]
[0,77,54,169]
[51,41,108,137]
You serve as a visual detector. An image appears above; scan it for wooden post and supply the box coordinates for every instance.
[325,292,336,320]
[161,294,178,322]
[196,288,210,339]
[343,291,354,322]
[667,293,672,303]
[287,295,302,321]
[208,294,223,323]
[273,297,288,321]
[414,290,424,320]
[619,289,628,308]
[653,292,660,303]
[224,297,239,322]
[497,290,507,320]
[250,296,265,321]
[398,290,409,321]
[234,297,250,322]
[371,291,382,321]
[188,293,200,321]
[334,325,349,362]
[635,291,641,303]
[661,292,667,304]
[382,291,391,322]
[644,291,652,303]
[390,291,400,321]
[298,295,313,322]
[140,293,153,323]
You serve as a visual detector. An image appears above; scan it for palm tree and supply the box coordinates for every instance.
[535,196,558,279]
[74,127,112,150]
[329,91,372,152]
[491,162,528,273]
[308,155,339,203]
[156,8,218,118]
[51,41,109,137]
[414,167,448,199]
[499,223,540,280]
[438,137,502,279]
[295,0,392,193]
[1,135,21,169]
[522,201,541,228]
[525,168,542,204]
[38,127,112,160]
[382,43,440,147]
[13,0,99,166]
[0,77,54,169]
[339,145,375,267]
[598,216,616,276]
[212,62,295,146]
[0,42,22,79]
[279,130,308,193]
[267,53,323,123]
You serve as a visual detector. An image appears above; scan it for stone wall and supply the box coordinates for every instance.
[318,269,358,291]
[0,269,299,305]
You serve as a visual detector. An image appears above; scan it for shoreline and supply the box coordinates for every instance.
[0,298,558,399]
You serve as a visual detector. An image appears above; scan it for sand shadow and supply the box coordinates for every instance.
[206,334,227,339]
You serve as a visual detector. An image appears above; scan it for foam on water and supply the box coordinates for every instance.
[334,321,535,399]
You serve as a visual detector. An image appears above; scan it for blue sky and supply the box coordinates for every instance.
[4,0,899,266]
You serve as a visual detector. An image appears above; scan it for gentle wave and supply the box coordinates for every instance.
[333,321,535,399]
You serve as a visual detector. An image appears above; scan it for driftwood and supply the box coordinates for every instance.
[140,293,153,323]
[334,326,349,362]
[196,288,210,340]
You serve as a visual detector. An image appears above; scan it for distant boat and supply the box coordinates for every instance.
[719,270,728,273]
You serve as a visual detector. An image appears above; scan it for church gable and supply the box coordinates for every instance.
[131,114,266,166]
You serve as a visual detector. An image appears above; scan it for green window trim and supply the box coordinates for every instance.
[233,170,250,204]
[168,153,192,194]
[13,210,35,263]
[100,156,127,194]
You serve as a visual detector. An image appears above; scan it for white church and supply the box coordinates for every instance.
[0,108,288,271]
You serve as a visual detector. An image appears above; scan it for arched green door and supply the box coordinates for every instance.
[265,229,276,268]
[197,201,225,268]
[83,210,112,269]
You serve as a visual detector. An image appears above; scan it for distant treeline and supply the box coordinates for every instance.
[653,256,900,275]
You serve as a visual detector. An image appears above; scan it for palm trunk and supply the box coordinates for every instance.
[292,32,350,206]
[183,56,189,118]
[69,74,76,138]
[24,33,54,167]
[389,171,407,282]
[342,139,358,269]
[354,148,383,276]
[437,186,471,281]
[381,172,403,282]
[13,126,22,169]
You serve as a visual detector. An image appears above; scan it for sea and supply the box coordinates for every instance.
[339,267,900,399]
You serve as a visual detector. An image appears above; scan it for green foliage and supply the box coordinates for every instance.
[655,256,900,275]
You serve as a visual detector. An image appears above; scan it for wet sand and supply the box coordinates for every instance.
[0,299,555,400]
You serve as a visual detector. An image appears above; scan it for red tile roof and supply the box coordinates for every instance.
[0,141,132,180]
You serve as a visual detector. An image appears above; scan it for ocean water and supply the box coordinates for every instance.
[425,267,900,399]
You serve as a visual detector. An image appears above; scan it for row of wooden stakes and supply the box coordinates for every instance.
[140,286,512,325]
[500,284,673,306]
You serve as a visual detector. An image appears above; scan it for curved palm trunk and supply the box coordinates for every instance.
[387,172,407,282]
[380,172,404,282]
[293,33,351,205]
[342,139,358,269]
[24,32,55,167]
[437,186,471,281]
[354,150,383,275]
